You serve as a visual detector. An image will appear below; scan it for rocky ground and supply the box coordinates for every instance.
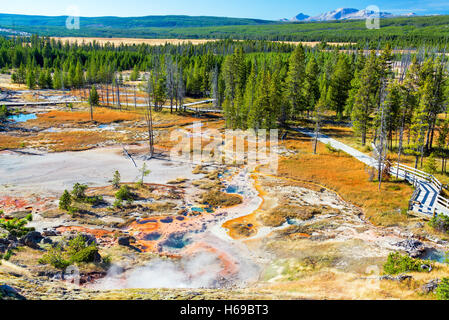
[1,98,449,300]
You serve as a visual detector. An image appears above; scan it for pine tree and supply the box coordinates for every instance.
[26,66,36,89]
[304,56,320,116]
[53,69,62,89]
[89,85,100,106]
[130,65,140,81]
[285,45,306,118]
[424,152,437,174]
[313,75,329,154]
[411,88,429,168]
[38,69,48,89]
[222,48,246,128]
[351,52,379,146]
[73,61,84,88]
[88,85,99,121]
[59,190,72,211]
[326,55,353,119]
[112,170,121,189]
[383,81,402,151]
[267,71,283,129]
[242,63,257,130]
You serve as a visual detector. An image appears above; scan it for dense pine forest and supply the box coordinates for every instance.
[1,35,449,170]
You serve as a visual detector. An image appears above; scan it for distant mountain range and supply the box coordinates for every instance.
[0,13,275,29]
[281,7,416,22]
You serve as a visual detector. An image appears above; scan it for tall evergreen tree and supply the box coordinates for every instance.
[304,56,320,116]
[326,55,353,119]
[285,45,306,118]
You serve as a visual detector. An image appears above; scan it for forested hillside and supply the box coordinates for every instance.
[0,13,274,29]
[1,13,449,48]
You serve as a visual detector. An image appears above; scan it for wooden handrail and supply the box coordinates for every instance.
[388,161,449,216]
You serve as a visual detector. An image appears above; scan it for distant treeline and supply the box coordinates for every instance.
[1,35,449,168]
[2,15,449,48]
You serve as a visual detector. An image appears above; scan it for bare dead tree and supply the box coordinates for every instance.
[165,58,176,113]
[375,84,388,191]
[313,102,324,155]
[145,75,155,158]
[396,50,412,178]
[176,66,185,112]
[211,65,219,108]
[116,77,121,111]
[134,85,137,109]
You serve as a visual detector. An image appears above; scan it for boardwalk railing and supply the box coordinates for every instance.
[388,160,449,216]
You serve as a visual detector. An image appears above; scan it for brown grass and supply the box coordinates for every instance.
[38,131,125,152]
[201,189,243,207]
[0,134,26,150]
[276,134,414,227]
[51,37,217,47]
[260,203,322,227]
[0,130,131,152]
[29,108,142,126]
[50,37,354,49]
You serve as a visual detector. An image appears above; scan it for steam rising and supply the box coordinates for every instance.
[93,235,260,290]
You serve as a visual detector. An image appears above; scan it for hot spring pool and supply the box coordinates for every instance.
[8,113,37,123]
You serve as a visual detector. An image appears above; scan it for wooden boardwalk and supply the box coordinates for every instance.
[2,98,223,114]
[296,127,449,217]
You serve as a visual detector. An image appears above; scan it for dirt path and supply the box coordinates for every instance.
[294,127,377,167]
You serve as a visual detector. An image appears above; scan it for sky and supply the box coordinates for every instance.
[0,0,448,20]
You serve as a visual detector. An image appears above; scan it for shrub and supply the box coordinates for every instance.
[383,252,429,275]
[70,183,103,206]
[88,85,99,106]
[0,105,9,121]
[429,215,449,233]
[83,195,103,206]
[2,250,13,261]
[59,190,72,211]
[424,153,438,174]
[436,278,449,300]
[71,183,88,200]
[69,245,99,264]
[39,235,100,269]
[66,235,89,255]
[115,185,133,204]
[0,216,34,237]
[39,245,70,270]
[325,142,340,156]
[138,163,150,186]
[66,235,99,264]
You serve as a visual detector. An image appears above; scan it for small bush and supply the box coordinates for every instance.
[1,250,13,261]
[115,185,134,205]
[83,195,104,206]
[0,216,34,237]
[436,278,449,300]
[71,183,88,200]
[39,245,70,270]
[429,215,449,233]
[39,235,100,270]
[325,142,340,156]
[59,190,72,211]
[383,252,430,275]
[424,153,438,174]
[69,245,99,264]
